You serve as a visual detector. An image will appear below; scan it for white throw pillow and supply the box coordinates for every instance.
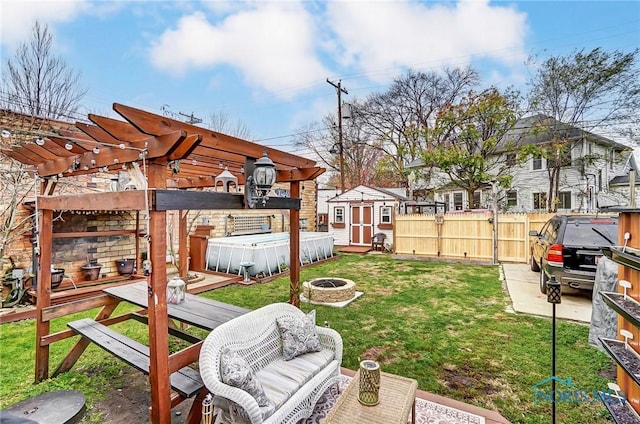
[220,348,270,407]
[276,310,322,361]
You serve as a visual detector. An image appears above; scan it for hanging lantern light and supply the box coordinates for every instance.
[245,150,276,208]
[167,276,186,304]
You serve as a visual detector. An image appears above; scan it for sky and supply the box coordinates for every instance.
[0,0,639,157]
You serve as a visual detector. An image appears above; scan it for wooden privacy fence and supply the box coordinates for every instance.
[393,212,555,263]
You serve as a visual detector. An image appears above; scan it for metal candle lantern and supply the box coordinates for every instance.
[546,275,561,424]
[358,360,381,406]
[167,277,186,304]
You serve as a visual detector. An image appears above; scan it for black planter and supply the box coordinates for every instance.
[81,264,102,281]
[51,268,65,288]
[116,259,135,275]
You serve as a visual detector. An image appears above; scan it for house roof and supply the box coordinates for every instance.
[406,115,630,170]
[610,172,640,185]
[0,105,324,190]
[497,114,629,152]
[328,185,409,202]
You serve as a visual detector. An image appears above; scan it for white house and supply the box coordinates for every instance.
[409,115,637,212]
[327,185,408,248]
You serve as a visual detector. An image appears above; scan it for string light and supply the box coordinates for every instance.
[65,142,73,150]
[119,143,125,149]
[92,146,100,154]
[191,158,198,166]
[1,130,11,138]
[35,137,45,146]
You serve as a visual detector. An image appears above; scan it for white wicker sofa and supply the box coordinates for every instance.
[199,302,343,424]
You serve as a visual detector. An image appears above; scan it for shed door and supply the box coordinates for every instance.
[350,205,373,245]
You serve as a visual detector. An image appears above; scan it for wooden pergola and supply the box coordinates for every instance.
[1,104,324,423]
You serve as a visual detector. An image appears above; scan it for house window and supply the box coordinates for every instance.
[532,155,543,170]
[453,192,463,210]
[557,191,571,209]
[610,150,615,170]
[533,192,547,210]
[560,147,572,167]
[472,191,481,209]
[380,206,392,224]
[506,190,517,207]
[598,169,603,191]
[506,153,516,167]
[334,207,344,223]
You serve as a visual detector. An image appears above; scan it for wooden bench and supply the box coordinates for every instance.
[67,318,204,398]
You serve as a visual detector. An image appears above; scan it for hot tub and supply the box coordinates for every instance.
[205,232,335,277]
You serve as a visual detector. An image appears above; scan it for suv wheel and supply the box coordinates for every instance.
[539,268,549,294]
[530,255,540,272]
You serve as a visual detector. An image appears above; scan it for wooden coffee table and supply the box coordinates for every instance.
[324,370,418,423]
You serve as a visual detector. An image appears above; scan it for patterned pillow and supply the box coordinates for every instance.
[276,309,323,361]
[220,349,271,407]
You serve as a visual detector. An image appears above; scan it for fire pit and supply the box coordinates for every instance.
[303,278,356,303]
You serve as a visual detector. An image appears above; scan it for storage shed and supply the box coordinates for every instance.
[327,185,407,249]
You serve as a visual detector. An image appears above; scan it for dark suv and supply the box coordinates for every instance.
[529,215,618,294]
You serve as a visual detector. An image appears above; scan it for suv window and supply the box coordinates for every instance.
[563,218,617,246]
[541,219,560,242]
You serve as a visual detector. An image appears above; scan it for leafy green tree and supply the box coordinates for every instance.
[422,88,520,207]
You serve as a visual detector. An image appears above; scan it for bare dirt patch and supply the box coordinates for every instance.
[360,346,398,365]
[93,368,193,424]
[441,364,499,399]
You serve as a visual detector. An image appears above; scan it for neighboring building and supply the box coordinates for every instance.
[409,115,637,212]
[316,188,340,232]
[327,185,408,247]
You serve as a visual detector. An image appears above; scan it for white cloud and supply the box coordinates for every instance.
[0,0,91,47]
[148,3,330,99]
[325,0,528,80]
[148,0,528,99]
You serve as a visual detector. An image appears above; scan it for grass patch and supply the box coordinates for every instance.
[0,254,614,423]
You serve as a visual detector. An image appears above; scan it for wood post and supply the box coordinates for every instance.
[178,210,188,278]
[35,208,53,382]
[146,163,172,424]
[289,181,301,307]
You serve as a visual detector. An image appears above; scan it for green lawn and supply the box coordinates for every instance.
[0,254,614,423]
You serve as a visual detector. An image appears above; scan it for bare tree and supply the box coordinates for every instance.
[357,67,480,188]
[1,21,87,119]
[527,48,640,211]
[0,21,87,272]
[0,159,36,263]
[209,111,252,140]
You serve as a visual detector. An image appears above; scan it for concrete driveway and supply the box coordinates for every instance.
[501,263,592,323]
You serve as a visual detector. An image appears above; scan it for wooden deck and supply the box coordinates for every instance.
[337,245,373,254]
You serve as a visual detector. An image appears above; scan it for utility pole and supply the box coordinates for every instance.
[178,111,202,125]
[327,78,348,193]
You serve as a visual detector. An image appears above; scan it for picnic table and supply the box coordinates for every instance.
[64,281,250,424]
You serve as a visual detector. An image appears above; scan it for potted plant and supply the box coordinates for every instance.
[115,258,136,275]
[81,258,102,281]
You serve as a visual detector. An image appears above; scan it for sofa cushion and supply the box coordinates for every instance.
[276,309,322,360]
[256,349,335,410]
[220,348,271,407]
